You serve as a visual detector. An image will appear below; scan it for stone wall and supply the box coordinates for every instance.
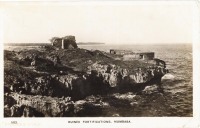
[51,36,78,49]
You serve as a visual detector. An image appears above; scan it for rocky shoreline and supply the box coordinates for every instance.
[4,45,168,117]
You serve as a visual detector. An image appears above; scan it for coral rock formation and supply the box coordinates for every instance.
[4,46,168,117]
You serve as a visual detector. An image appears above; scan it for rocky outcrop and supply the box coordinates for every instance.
[5,61,167,100]
[5,93,73,117]
[5,93,109,117]
[87,63,167,89]
[4,47,168,117]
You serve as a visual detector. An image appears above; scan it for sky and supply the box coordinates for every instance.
[0,1,196,44]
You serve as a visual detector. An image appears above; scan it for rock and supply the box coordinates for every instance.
[4,45,168,117]
[4,105,11,117]
[4,94,17,107]
[161,73,175,80]
[112,113,120,117]
[74,99,103,116]
[5,48,167,99]
[112,92,136,101]
[87,62,166,91]
[142,85,158,94]
[130,101,138,106]
[22,106,35,117]
[10,105,21,117]
[9,93,74,117]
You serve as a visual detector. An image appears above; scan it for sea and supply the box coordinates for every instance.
[79,44,192,117]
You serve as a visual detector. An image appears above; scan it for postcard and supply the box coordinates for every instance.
[0,1,199,128]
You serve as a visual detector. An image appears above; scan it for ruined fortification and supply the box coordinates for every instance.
[50,35,78,49]
[4,36,168,117]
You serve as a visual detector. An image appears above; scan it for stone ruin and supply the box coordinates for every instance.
[50,35,78,49]
[110,49,155,61]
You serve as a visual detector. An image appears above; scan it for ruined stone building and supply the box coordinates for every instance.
[110,49,155,61]
[137,52,155,60]
[110,49,133,55]
[122,52,155,60]
[51,35,78,49]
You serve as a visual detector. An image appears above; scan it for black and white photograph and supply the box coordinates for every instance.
[1,0,200,128]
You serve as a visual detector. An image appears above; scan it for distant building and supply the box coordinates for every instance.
[110,49,133,55]
[51,35,78,49]
[110,49,155,60]
[123,52,155,60]
[137,52,155,60]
